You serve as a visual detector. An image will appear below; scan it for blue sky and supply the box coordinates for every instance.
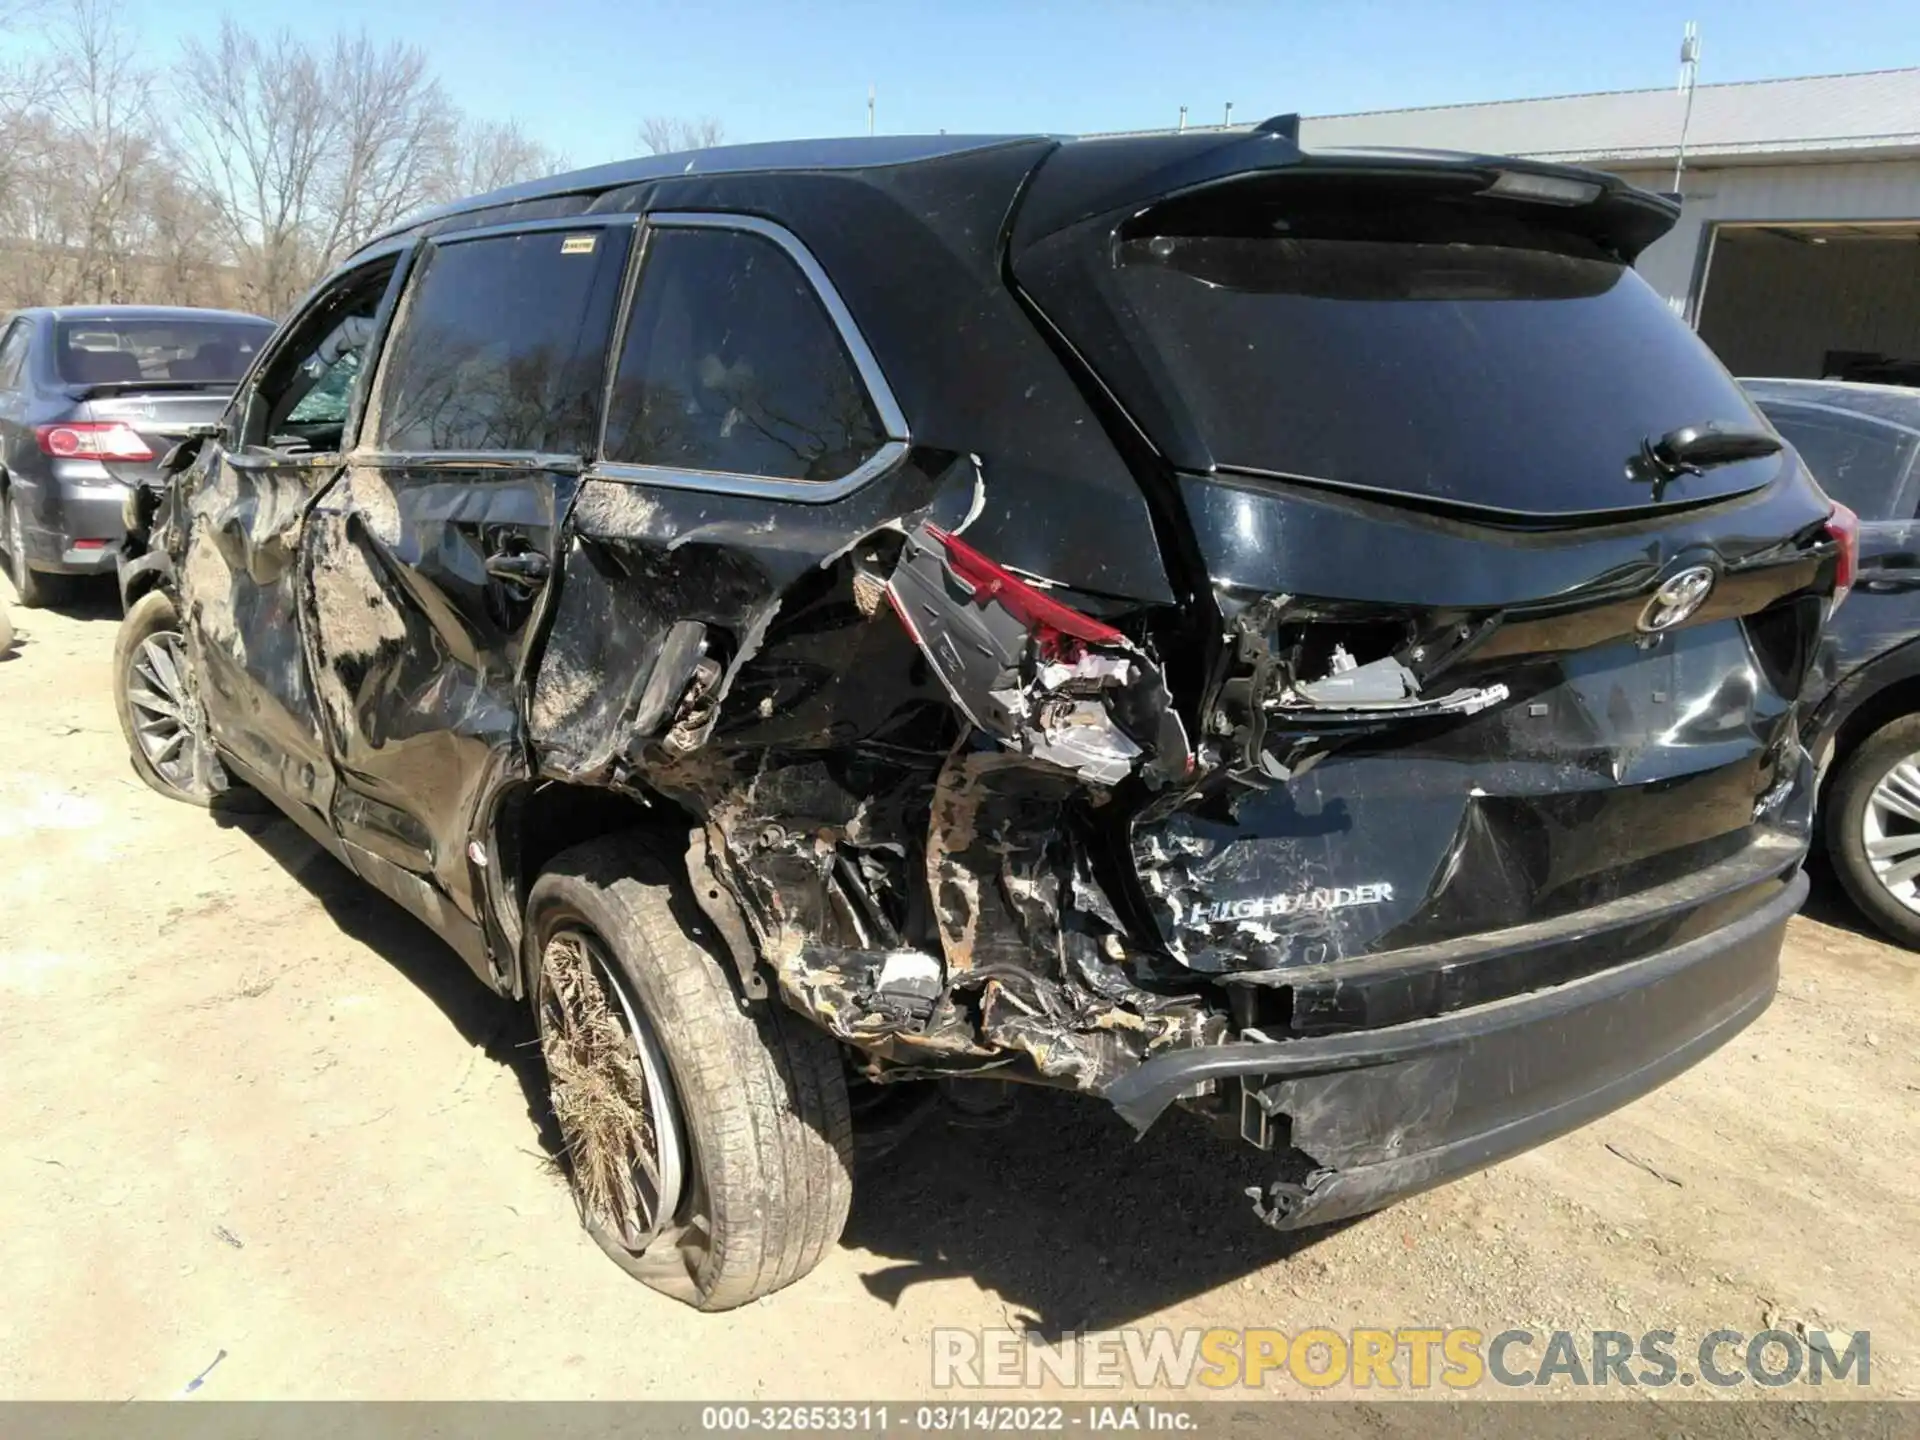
[128,0,1919,167]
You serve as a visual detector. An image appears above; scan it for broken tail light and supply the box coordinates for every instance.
[921,525,1123,657]
[35,422,153,461]
[1826,503,1858,610]
[885,522,1169,785]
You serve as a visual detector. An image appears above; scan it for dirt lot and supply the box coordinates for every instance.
[2,582,1917,1403]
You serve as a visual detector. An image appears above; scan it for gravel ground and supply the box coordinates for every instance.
[1,584,1916,1402]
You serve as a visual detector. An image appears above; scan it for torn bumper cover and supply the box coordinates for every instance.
[1102,865,1804,1230]
[700,747,1227,1094]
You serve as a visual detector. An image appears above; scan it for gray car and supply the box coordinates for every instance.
[0,305,273,605]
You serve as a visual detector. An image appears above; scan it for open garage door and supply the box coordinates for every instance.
[1696,222,1920,385]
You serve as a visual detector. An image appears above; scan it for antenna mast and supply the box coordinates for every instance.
[1673,22,1701,193]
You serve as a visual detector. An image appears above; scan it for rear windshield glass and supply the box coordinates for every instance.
[1111,182,1768,515]
[55,317,271,387]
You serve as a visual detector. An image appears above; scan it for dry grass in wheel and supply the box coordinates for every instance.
[538,932,658,1245]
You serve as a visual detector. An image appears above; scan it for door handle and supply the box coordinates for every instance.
[484,548,550,587]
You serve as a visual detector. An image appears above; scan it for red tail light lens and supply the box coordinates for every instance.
[35,422,154,461]
[924,525,1124,649]
[1826,503,1858,610]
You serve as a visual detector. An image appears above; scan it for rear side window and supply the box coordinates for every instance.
[52,316,270,386]
[370,228,628,454]
[603,226,885,481]
[1762,405,1919,521]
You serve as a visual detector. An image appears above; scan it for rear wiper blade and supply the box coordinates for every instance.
[1640,423,1782,478]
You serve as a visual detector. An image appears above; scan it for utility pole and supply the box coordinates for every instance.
[1673,22,1701,193]
[867,83,876,136]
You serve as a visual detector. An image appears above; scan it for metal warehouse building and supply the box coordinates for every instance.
[1157,69,1920,384]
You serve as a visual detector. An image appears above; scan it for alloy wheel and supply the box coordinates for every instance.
[1861,753,1920,916]
[538,927,686,1251]
[125,630,221,795]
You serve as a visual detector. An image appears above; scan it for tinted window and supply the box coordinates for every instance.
[0,321,29,389]
[1099,175,1772,517]
[53,316,270,386]
[370,229,627,454]
[1763,405,1920,520]
[604,227,885,481]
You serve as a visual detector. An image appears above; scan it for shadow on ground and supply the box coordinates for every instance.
[218,810,1334,1328]
[1797,848,1891,945]
[844,1092,1342,1335]
[216,810,560,1159]
[8,572,122,622]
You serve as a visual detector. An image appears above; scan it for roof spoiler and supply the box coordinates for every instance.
[1011,120,1681,262]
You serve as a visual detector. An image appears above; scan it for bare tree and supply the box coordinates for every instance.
[437,116,563,202]
[172,24,459,312]
[172,19,337,313]
[639,115,726,156]
[0,5,720,316]
[315,30,456,264]
[0,0,51,135]
[0,0,214,307]
[134,168,237,306]
[0,108,70,305]
[43,0,154,300]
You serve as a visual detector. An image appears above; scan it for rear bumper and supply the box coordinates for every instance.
[1102,865,1804,1229]
[10,472,128,575]
[38,544,120,575]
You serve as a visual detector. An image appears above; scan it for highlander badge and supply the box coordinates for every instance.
[1198,883,1395,924]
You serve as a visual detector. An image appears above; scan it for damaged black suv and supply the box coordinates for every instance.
[114,120,1849,1310]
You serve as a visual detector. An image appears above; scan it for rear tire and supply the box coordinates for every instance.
[4,488,58,608]
[112,590,265,810]
[1826,712,1920,949]
[526,837,854,1310]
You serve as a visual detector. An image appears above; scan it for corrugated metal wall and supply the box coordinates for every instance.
[1693,232,1920,376]
[1612,159,1920,310]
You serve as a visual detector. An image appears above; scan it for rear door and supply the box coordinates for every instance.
[305,221,631,979]
[182,255,407,841]
[525,212,914,781]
